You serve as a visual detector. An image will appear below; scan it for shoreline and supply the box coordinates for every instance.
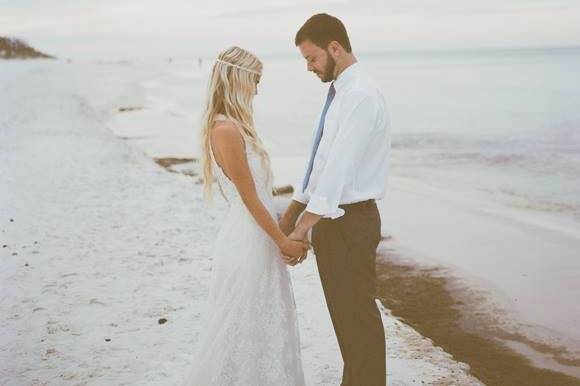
[376,243,580,384]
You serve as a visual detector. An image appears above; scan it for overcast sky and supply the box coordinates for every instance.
[1,0,579,60]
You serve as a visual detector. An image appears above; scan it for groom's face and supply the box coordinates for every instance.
[298,40,336,83]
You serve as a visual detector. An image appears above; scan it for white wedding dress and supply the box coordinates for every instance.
[182,114,305,386]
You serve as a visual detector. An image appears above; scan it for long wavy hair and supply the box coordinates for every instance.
[200,46,273,202]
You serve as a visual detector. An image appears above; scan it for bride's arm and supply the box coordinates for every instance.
[211,121,307,258]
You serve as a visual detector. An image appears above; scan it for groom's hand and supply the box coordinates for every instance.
[287,229,310,265]
[280,238,309,266]
[279,200,309,265]
[281,245,308,266]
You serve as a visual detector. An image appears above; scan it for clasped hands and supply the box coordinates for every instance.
[278,216,310,266]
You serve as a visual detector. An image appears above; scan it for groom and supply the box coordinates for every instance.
[279,13,390,386]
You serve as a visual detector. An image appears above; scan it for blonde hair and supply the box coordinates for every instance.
[200,46,273,202]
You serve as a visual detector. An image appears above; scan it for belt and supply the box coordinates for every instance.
[338,199,376,211]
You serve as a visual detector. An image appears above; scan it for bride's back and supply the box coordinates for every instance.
[208,113,274,206]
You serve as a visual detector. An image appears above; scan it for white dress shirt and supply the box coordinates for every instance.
[292,61,391,219]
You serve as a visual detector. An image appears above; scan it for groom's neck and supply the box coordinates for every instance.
[333,54,357,81]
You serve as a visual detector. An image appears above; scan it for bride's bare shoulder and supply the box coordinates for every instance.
[211,119,244,151]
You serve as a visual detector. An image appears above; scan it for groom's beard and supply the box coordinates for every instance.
[319,52,336,83]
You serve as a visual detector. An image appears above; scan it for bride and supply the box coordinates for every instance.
[181,46,308,385]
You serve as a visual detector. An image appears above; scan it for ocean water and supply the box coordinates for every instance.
[252,47,580,233]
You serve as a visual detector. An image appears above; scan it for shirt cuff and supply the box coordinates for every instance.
[292,187,309,204]
[305,193,345,219]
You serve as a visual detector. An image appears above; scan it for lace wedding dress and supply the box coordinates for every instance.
[182,114,305,386]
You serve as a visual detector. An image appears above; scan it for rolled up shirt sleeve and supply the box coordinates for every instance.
[291,183,309,204]
[305,92,379,219]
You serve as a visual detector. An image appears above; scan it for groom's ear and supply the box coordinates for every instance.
[327,41,343,58]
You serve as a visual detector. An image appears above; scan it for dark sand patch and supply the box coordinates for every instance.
[376,243,580,386]
[153,157,197,168]
[153,157,198,177]
[273,184,294,196]
[118,106,143,112]
[153,158,294,195]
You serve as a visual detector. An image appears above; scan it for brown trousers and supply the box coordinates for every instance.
[311,199,386,386]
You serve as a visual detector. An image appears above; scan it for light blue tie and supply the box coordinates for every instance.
[302,82,336,192]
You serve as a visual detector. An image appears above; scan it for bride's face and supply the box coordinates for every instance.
[298,39,335,83]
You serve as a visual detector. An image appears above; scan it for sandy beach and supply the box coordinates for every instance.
[0,59,485,385]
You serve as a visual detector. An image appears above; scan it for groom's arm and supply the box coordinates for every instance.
[281,199,322,239]
[279,199,306,235]
[285,195,321,243]
[292,211,322,239]
[279,166,312,234]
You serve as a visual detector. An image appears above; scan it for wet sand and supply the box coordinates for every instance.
[376,241,580,386]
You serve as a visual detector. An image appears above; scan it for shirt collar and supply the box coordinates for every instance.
[332,61,359,92]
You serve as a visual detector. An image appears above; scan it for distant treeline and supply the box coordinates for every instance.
[0,37,55,59]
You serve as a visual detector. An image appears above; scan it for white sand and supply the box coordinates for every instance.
[0,60,482,385]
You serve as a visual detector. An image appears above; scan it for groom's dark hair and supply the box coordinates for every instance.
[295,13,352,53]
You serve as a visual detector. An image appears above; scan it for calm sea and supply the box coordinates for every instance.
[251,46,580,233]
